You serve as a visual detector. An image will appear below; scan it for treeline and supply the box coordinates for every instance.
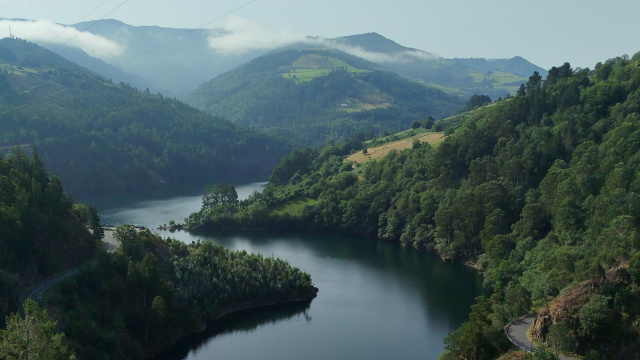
[0,38,291,199]
[187,53,640,358]
[0,147,97,324]
[45,225,317,359]
[184,49,465,147]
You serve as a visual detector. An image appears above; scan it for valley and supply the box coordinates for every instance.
[1,11,639,360]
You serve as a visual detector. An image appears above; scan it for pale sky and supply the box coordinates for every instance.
[1,0,639,70]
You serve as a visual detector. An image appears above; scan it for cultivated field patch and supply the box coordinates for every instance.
[345,132,446,164]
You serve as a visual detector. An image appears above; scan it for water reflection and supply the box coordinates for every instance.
[157,301,313,360]
[93,184,485,360]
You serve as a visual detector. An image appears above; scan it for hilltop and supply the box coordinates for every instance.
[183,48,466,147]
[335,33,547,98]
[3,19,546,99]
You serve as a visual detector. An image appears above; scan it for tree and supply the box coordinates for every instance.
[630,250,640,284]
[547,322,571,356]
[579,295,612,338]
[462,94,492,112]
[423,116,435,129]
[115,225,144,261]
[202,182,239,214]
[88,206,103,242]
[411,120,421,129]
[531,347,558,360]
[0,300,74,360]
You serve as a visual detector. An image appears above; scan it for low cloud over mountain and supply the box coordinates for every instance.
[0,18,124,59]
[207,17,436,64]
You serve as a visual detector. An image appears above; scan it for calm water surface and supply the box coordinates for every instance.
[90,183,485,360]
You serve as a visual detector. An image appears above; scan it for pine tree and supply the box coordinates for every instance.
[0,299,74,360]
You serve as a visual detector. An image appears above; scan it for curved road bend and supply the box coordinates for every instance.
[18,267,81,318]
[505,313,579,360]
[18,229,119,318]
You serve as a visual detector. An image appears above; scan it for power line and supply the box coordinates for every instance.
[0,0,112,88]
[47,0,110,46]
[51,0,131,52]
[117,0,257,67]
[0,0,259,116]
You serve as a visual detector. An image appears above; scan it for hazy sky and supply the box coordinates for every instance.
[1,0,639,69]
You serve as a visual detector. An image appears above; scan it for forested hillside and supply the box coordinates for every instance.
[187,53,640,359]
[0,38,291,199]
[0,148,317,358]
[0,148,97,323]
[184,48,466,147]
[43,226,317,359]
[334,33,546,99]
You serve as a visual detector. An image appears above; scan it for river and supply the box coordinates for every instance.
[90,183,485,360]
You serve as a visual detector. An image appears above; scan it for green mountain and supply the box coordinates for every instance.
[186,53,640,359]
[183,48,467,147]
[334,33,547,99]
[69,19,267,97]
[0,38,291,199]
[0,147,97,323]
[5,19,546,100]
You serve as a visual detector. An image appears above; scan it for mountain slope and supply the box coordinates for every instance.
[335,33,546,98]
[450,56,548,78]
[50,45,169,94]
[0,38,291,199]
[4,19,546,99]
[0,147,96,322]
[187,53,640,359]
[183,48,466,147]
[70,19,266,97]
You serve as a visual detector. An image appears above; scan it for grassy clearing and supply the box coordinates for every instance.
[281,54,371,83]
[271,197,317,216]
[468,70,527,95]
[345,132,446,164]
[342,101,392,112]
[282,69,332,82]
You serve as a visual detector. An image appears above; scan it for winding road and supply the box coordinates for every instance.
[505,313,579,360]
[18,229,119,318]
[18,267,81,318]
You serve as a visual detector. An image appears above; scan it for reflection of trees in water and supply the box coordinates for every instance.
[157,301,313,359]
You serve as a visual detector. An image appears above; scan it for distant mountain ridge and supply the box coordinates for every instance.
[1,18,547,98]
[450,56,548,78]
[335,32,433,57]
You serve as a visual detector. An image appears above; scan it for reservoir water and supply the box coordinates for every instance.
[90,183,485,360]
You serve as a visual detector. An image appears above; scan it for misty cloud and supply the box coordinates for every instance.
[208,17,437,65]
[207,17,306,55]
[0,19,124,59]
[311,38,438,64]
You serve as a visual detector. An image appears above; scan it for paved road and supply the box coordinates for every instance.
[18,267,80,317]
[506,313,538,353]
[18,229,118,318]
[505,313,579,360]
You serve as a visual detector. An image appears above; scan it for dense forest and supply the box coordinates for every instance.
[187,53,640,359]
[184,49,466,147]
[41,226,317,359]
[0,147,317,359]
[0,38,292,199]
[0,147,98,324]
